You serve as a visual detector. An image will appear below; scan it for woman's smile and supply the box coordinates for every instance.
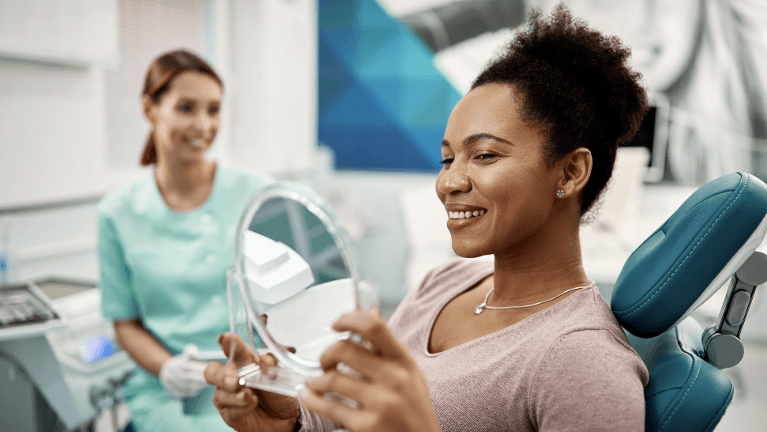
[445,204,488,229]
[176,135,212,151]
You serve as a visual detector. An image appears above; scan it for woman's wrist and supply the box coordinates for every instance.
[291,410,301,432]
[274,402,300,432]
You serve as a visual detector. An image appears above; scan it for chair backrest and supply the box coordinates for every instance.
[611,172,767,432]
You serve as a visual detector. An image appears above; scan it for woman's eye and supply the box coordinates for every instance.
[440,157,454,165]
[177,104,193,113]
[476,153,499,162]
[209,106,220,115]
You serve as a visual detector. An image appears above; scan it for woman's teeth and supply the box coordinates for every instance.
[448,209,486,219]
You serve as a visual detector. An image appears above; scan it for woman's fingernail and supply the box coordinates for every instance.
[224,376,236,386]
[304,377,316,386]
[297,389,308,399]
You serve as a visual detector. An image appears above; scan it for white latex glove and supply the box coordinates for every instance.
[159,344,210,400]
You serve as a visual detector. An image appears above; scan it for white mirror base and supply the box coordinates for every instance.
[238,364,319,397]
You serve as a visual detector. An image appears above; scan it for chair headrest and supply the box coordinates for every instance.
[612,172,767,338]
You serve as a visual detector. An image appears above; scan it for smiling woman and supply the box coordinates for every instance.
[206,4,651,432]
[139,51,222,168]
[437,84,569,259]
[97,49,273,432]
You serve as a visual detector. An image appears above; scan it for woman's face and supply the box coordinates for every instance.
[436,83,559,258]
[146,71,222,163]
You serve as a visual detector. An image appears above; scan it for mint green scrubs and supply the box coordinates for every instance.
[98,165,272,432]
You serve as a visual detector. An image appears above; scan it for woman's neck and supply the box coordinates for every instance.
[154,158,216,211]
[490,228,590,306]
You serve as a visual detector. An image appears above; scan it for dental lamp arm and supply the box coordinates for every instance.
[400,0,527,52]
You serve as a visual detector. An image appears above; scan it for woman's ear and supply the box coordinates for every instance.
[141,94,156,124]
[558,147,592,197]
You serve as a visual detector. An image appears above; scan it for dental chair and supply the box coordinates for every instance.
[611,172,767,432]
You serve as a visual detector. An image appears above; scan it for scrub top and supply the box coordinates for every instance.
[98,165,272,431]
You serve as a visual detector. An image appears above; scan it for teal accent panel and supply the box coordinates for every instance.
[319,0,462,172]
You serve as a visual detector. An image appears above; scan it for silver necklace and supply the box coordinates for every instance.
[474,285,589,315]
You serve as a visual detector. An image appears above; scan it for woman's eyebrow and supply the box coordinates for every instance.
[176,97,221,106]
[442,132,514,148]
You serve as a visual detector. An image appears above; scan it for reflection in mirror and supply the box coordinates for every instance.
[249,197,351,285]
[226,182,375,397]
[245,197,354,360]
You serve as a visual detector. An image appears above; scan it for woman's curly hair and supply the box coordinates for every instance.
[472,3,649,217]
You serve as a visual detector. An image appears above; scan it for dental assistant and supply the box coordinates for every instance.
[98,49,271,432]
[206,4,650,432]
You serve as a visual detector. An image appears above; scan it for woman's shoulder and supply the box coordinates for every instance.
[545,287,634,350]
[211,165,275,213]
[532,286,647,383]
[216,165,275,191]
[98,172,155,219]
[528,320,649,430]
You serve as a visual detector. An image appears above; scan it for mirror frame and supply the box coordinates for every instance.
[233,181,362,373]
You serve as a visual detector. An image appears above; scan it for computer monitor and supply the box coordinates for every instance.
[622,92,670,183]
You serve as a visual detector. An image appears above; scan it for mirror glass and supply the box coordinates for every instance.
[227,181,376,396]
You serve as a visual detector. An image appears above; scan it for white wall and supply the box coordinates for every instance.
[1,203,100,282]
[0,0,117,210]
[227,0,318,176]
[0,0,118,65]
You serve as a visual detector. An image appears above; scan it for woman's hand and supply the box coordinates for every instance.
[300,309,442,432]
[204,333,299,432]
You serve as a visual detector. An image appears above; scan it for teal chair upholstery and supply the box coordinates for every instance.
[611,172,767,432]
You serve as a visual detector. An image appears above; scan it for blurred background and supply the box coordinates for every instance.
[1,0,766,430]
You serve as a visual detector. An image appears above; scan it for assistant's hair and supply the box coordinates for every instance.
[140,49,223,166]
[472,3,649,217]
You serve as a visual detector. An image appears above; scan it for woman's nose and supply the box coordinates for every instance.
[436,163,471,195]
[194,111,217,133]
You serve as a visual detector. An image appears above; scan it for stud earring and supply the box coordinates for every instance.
[556,189,565,198]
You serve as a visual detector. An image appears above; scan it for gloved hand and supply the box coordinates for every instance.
[159,344,210,400]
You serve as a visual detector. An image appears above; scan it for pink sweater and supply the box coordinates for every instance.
[300,259,649,431]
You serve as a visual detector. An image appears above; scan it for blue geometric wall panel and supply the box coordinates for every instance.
[319,0,462,172]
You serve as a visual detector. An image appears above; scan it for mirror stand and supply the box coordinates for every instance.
[226,266,320,397]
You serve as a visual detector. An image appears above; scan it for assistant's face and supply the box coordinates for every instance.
[147,71,223,163]
[436,83,558,258]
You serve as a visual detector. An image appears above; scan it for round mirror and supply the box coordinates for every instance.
[226,181,376,396]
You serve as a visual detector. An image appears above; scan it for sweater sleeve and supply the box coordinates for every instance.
[296,402,342,432]
[529,329,647,432]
